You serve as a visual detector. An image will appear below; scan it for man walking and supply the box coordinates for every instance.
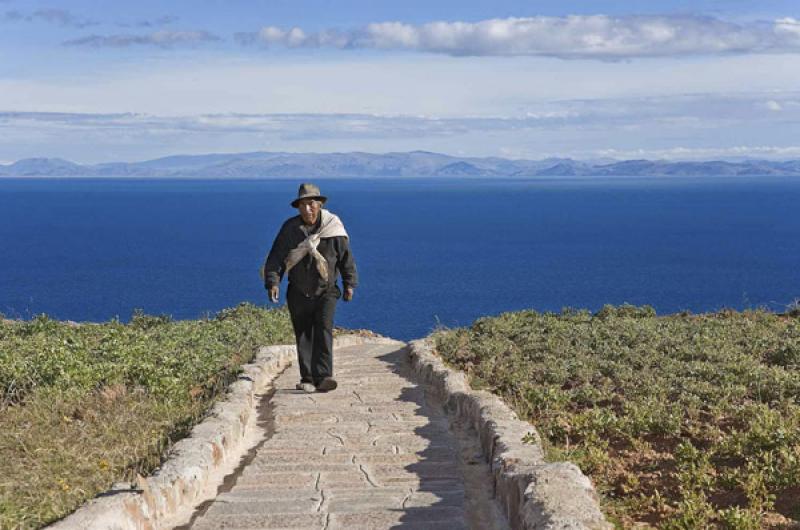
[263,183,358,393]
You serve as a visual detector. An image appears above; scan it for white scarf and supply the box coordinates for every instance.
[284,209,348,282]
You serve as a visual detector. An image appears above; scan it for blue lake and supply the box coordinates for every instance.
[1,177,799,340]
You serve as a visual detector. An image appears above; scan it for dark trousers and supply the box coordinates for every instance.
[286,285,338,384]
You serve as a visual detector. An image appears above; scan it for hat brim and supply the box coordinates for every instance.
[291,195,327,208]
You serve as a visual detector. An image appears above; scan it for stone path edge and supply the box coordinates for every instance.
[408,338,612,530]
[48,334,396,530]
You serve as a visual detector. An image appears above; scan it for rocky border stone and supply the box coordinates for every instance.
[48,334,390,530]
[408,338,612,530]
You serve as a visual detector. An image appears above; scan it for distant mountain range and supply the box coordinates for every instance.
[2,151,800,178]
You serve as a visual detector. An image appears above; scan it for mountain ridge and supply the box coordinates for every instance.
[2,151,799,177]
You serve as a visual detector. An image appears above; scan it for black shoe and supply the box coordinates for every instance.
[316,377,338,392]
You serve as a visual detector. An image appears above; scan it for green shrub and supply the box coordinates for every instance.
[434,306,800,528]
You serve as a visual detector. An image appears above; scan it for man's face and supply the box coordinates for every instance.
[297,198,321,225]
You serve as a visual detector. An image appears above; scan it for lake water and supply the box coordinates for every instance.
[1,177,799,340]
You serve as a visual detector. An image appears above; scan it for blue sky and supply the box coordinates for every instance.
[1,0,799,163]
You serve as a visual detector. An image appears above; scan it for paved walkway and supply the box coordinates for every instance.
[181,341,509,530]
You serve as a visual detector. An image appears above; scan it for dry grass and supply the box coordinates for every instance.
[0,303,294,529]
[0,387,193,528]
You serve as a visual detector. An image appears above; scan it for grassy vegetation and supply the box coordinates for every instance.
[433,305,800,529]
[0,303,294,529]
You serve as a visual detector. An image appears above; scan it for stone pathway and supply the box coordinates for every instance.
[181,341,509,530]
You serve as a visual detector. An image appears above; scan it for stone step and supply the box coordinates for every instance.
[183,342,509,530]
[190,513,326,529]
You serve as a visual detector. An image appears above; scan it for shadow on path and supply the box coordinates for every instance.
[373,345,508,530]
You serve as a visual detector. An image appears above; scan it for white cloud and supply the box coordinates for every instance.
[591,145,800,160]
[237,15,800,59]
[774,17,800,38]
[64,30,220,48]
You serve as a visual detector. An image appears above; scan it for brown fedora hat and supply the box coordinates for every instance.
[290,183,328,208]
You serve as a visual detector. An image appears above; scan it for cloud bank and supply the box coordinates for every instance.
[2,91,799,163]
[3,91,799,135]
[2,8,96,27]
[64,30,220,48]
[237,15,800,59]
[116,15,180,28]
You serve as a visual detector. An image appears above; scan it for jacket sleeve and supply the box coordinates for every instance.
[263,224,290,290]
[336,236,358,290]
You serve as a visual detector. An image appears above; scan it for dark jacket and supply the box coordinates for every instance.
[263,214,358,298]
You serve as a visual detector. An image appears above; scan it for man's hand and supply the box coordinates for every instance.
[343,287,354,302]
[269,285,280,303]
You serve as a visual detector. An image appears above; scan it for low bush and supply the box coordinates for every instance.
[434,305,800,529]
